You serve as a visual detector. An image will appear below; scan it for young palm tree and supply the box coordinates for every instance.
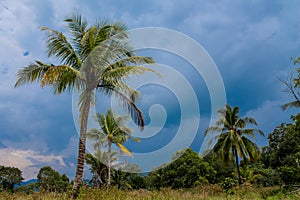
[87,109,139,187]
[85,151,114,188]
[205,105,264,185]
[14,14,155,198]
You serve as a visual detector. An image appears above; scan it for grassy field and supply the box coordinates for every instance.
[1,185,300,200]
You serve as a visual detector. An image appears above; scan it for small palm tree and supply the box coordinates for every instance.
[85,151,117,188]
[14,14,155,198]
[87,109,139,187]
[205,105,264,185]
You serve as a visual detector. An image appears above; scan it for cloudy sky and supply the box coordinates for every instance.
[0,0,299,180]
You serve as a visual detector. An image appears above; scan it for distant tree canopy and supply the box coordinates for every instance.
[37,166,69,193]
[0,165,23,192]
[148,148,216,189]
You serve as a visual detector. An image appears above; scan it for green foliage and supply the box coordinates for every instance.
[37,166,70,193]
[249,163,280,187]
[204,152,235,183]
[14,182,36,195]
[86,109,140,188]
[261,113,300,185]
[148,148,216,189]
[111,163,145,190]
[4,186,297,200]
[205,104,264,164]
[205,105,263,185]
[85,152,108,188]
[0,165,24,193]
[219,177,237,194]
[278,166,299,186]
[87,109,136,157]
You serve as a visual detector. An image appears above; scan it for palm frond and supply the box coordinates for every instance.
[243,117,258,126]
[281,100,300,110]
[40,26,81,68]
[15,61,51,87]
[294,57,300,65]
[40,64,79,85]
[239,129,257,139]
[64,14,88,55]
[235,119,246,128]
[241,137,260,162]
[95,20,127,46]
[205,126,223,136]
[108,88,144,130]
[115,143,133,157]
[236,136,250,160]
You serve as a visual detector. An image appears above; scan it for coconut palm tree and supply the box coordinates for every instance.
[14,14,155,198]
[87,109,139,187]
[205,105,264,185]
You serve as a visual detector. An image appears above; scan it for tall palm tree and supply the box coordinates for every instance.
[14,14,155,198]
[205,105,264,185]
[87,109,139,187]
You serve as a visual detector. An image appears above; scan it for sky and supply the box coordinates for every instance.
[0,0,300,180]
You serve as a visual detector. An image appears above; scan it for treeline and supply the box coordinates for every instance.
[1,111,300,194]
[83,110,300,192]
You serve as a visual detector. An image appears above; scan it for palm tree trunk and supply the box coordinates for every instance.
[234,147,241,185]
[107,141,112,188]
[72,90,92,199]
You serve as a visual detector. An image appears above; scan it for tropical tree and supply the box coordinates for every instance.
[85,151,109,188]
[87,109,139,187]
[14,14,155,197]
[281,56,300,110]
[37,166,70,193]
[0,165,23,192]
[111,162,143,190]
[205,105,264,185]
[260,113,300,185]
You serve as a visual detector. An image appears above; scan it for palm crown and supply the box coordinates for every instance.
[205,105,264,163]
[15,14,155,128]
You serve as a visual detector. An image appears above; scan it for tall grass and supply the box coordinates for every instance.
[1,185,299,200]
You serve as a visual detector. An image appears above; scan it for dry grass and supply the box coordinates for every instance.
[1,185,300,200]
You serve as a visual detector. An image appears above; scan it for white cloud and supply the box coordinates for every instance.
[0,148,66,180]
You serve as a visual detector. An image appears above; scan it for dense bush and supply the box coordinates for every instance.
[260,114,300,186]
[148,148,216,189]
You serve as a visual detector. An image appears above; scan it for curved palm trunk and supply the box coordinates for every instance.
[72,90,92,199]
[107,140,112,188]
[234,147,241,185]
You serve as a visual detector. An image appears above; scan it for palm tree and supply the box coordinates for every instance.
[205,105,264,185]
[85,151,112,188]
[14,14,155,198]
[87,109,139,187]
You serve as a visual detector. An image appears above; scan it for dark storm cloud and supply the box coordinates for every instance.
[0,0,300,178]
